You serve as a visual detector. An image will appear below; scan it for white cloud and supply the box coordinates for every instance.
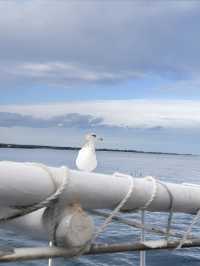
[1,62,142,84]
[0,1,199,87]
[1,100,200,129]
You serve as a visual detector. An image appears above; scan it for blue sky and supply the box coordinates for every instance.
[0,77,174,104]
[1,1,200,154]
[2,75,200,104]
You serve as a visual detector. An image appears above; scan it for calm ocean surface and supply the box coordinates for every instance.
[0,148,200,266]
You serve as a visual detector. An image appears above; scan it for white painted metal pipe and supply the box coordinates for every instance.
[0,161,200,213]
[0,161,200,240]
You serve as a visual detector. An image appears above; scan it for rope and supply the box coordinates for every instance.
[0,164,69,224]
[90,209,187,239]
[140,178,175,245]
[157,181,174,242]
[139,176,157,266]
[141,176,157,210]
[1,163,69,266]
[32,165,69,266]
[176,209,200,249]
[92,172,134,241]
[0,163,69,266]
[70,172,135,259]
[165,209,174,243]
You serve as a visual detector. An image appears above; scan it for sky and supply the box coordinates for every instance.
[1,1,200,154]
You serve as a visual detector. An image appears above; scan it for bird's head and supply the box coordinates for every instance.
[85,133,103,143]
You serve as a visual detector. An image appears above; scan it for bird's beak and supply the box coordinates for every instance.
[98,137,103,141]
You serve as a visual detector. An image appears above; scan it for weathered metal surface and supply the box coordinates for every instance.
[0,161,200,240]
[0,161,200,214]
[0,239,200,262]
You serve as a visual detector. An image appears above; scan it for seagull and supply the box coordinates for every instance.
[76,133,103,172]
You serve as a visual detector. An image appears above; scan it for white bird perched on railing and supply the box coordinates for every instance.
[76,133,103,172]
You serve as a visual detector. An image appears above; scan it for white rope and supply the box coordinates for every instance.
[0,164,69,223]
[176,209,200,249]
[139,176,156,266]
[141,176,157,210]
[165,209,174,243]
[69,172,135,259]
[93,172,134,240]
[28,164,69,266]
[35,165,69,266]
[90,209,186,239]
[139,176,157,266]
[158,182,174,243]
[0,163,69,265]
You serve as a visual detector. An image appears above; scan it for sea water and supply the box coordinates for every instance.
[0,148,200,265]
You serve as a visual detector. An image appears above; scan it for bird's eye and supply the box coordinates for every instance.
[91,134,96,137]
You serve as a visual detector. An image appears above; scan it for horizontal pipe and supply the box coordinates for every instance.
[0,239,200,263]
[1,161,200,214]
[0,161,200,241]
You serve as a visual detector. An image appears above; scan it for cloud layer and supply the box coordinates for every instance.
[1,100,200,129]
[0,1,200,87]
[0,112,102,129]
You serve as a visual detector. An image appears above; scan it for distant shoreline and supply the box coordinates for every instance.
[0,143,194,156]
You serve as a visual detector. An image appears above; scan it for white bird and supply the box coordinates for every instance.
[76,133,103,172]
